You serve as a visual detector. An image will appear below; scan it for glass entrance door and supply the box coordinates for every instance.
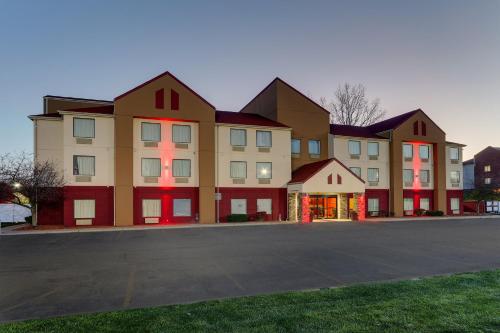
[309,195,338,219]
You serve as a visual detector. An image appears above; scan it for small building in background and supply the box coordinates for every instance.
[463,158,475,190]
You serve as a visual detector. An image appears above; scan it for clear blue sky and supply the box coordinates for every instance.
[1,0,499,159]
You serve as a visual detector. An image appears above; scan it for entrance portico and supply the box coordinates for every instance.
[287,158,366,222]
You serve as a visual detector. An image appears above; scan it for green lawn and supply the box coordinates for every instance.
[1,270,499,333]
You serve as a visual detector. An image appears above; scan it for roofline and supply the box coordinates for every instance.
[371,109,447,135]
[113,70,216,109]
[331,133,389,141]
[215,122,292,130]
[28,114,62,121]
[239,77,330,115]
[43,95,113,104]
[446,141,466,147]
[289,158,365,185]
[58,110,114,118]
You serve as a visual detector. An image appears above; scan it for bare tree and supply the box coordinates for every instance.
[0,152,64,226]
[321,83,386,126]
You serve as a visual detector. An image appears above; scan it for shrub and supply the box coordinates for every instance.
[255,211,267,221]
[425,210,444,216]
[415,209,426,216]
[226,214,248,222]
[25,216,32,224]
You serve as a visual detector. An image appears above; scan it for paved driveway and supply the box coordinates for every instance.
[1,218,499,322]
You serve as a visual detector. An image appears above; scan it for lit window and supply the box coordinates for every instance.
[291,139,301,154]
[309,140,321,155]
[231,199,247,214]
[256,131,272,147]
[350,167,362,178]
[230,161,247,178]
[403,169,414,183]
[450,198,460,211]
[141,122,161,142]
[172,159,191,177]
[484,165,491,172]
[485,178,491,185]
[420,170,430,183]
[450,147,459,161]
[368,198,379,212]
[73,155,95,176]
[450,171,460,184]
[142,199,161,217]
[73,118,95,138]
[420,198,430,211]
[230,128,247,146]
[403,144,413,159]
[172,124,191,143]
[367,142,379,157]
[74,199,95,219]
[348,140,361,155]
[173,199,191,216]
[419,145,430,160]
[257,199,272,214]
[367,168,379,182]
[404,198,414,212]
[141,158,161,177]
[256,162,272,179]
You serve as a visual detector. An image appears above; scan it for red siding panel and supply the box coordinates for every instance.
[446,190,464,215]
[364,189,389,217]
[63,186,114,227]
[155,89,164,109]
[421,121,427,136]
[403,189,434,212]
[171,89,179,110]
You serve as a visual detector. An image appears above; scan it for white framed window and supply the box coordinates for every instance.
[73,155,95,176]
[257,198,272,214]
[141,122,161,142]
[485,177,491,185]
[291,139,301,154]
[420,198,430,211]
[173,199,191,216]
[141,158,161,177]
[256,131,272,147]
[231,199,247,214]
[230,161,247,178]
[172,124,191,143]
[73,118,95,138]
[74,199,95,219]
[367,142,379,157]
[450,171,460,184]
[420,170,430,183]
[256,162,272,179]
[230,128,247,146]
[403,144,413,159]
[142,199,161,217]
[367,168,379,182]
[404,198,414,212]
[350,167,362,178]
[308,140,321,155]
[484,165,491,172]
[450,147,459,161]
[348,140,361,155]
[450,198,460,211]
[172,159,191,177]
[367,198,379,212]
[403,169,414,183]
[419,145,430,160]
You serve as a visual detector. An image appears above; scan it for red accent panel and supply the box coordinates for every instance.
[413,121,419,135]
[327,174,332,184]
[446,190,464,215]
[155,89,164,109]
[217,188,287,222]
[337,174,342,184]
[364,189,389,217]
[37,188,64,225]
[403,189,434,212]
[421,121,427,136]
[301,194,310,223]
[63,186,114,227]
[171,89,179,110]
[357,194,366,220]
[134,187,199,224]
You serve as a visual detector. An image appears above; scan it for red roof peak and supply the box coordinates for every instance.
[289,158,365,184]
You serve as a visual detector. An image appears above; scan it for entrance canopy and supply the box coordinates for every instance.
[288,158,365,194]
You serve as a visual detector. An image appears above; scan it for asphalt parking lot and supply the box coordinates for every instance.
[1,217,499,322]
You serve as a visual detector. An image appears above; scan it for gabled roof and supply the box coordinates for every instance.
[114,70,215,109]
[367,109,420,133]
[289,158,365,184]
[240,77,330,115]
[63,105,114,115]
[330,124,385,139]
[216,111,289,128]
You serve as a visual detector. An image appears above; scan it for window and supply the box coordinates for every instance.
[420,170,430,183]
[73,118,95,138]
[413,121,419,135]
[256,162,272,179]
[348,140,361,156]
[141,158,161,177]
[485,165,491,172]
[257,199,272,214]
[141,122,161,142]
[420,198,430,211]
[172,159,191,177]
[421,121,427,136]
[367,198,379,213]
[73,155,95,176]
[309,140,321,155]
[450,198,460,211]
[230,128,246,146]
[291,139,301,154]
[367,142,379,157]
[173,199,191,216]
[450,171,460,184]
[350,167,362,178]
[74,199,95,219]
[230,161,247,178]
[367,168,379,182]
[403,169,414,183]
[485,178,492,185]
[171,89,179,110]
[155,89,164,109]
[403,144,413,159]
[450,147,459,161]
[256,131,272,147]
[172,124,191,143]
[404,198,414,211]
[231,199,247,214]
[419,145,430,160]
[142,199,161,217]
